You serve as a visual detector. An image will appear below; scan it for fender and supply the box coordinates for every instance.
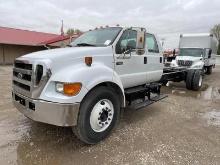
[191,61,204,69]
[40,61,125,106]
[85,68,125,107]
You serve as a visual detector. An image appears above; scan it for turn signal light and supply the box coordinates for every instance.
[63,83,82,96]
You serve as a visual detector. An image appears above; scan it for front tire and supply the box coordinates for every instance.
[73,86,120,144]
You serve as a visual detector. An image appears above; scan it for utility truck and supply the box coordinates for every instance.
[12,26,203,144]
[171,33,218,74]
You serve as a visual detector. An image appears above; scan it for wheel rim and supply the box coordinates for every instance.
[199,75,203,87]
[90,99,114,132]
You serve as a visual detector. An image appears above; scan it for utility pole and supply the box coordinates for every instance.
[161,38,166,48]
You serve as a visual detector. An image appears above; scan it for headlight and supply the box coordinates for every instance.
[170,63,175,67]
[56,83,64,93]
[56,82,82,96]
[170,61,177,67]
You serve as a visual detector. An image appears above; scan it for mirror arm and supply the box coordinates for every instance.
[122,49,132,59]
[117,48,145,59]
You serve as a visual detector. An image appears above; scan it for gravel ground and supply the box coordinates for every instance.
[0,65,220,165]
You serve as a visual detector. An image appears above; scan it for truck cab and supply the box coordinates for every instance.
[12,26,164,144]
[171,33,218,74]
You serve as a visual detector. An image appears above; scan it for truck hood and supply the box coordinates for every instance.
[18,46,113,62]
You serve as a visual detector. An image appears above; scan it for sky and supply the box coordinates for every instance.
[0,0,220,48]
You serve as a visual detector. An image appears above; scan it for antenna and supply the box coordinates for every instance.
[61,20,64,36]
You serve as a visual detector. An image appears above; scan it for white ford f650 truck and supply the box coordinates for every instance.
[171,33,218,74]
[12,27,203,144]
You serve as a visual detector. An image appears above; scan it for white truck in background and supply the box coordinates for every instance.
[12,26,203,144]
[171,33,218,74]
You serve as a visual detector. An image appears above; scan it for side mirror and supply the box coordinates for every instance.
[136,30,145,55]
[205,49,212,58]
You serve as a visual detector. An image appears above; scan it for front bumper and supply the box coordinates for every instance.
[12,91,80,126]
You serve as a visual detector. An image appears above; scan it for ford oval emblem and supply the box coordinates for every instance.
[17,73,23,79]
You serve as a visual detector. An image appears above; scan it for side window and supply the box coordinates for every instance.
[146,33,159,53]
[116,30,137,54]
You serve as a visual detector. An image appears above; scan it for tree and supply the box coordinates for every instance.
[66,28,75,36]
[218,41,220,55]
[211,24,220,55]
[75,29,81,34]
[66,28,82,36]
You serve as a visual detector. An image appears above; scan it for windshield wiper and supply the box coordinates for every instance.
[76,43,96,47]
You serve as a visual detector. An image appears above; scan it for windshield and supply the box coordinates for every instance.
[179,48,204,57]
[70,27,122,47]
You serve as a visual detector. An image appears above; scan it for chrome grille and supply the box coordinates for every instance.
[13,61,33,96]
[13,80,31,91]
[14,62,32,70]
[177,60,193,67]
[13,69,32,82]
[13,60,51,98]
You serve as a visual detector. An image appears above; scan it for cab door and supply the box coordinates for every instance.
[145,33,163,82]
[114,29,147,88]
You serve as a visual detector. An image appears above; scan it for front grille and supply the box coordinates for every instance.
[13,60,33,95]
[13,60,50,98]
[14,61,32,70]
[13,70,31,81]
[13,80,31,91]
[177,60,193,67]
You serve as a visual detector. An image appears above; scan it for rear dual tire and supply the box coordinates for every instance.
[206,66,213,75]
[186,70,203,91]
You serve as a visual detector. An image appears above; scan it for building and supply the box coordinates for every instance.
[0,26,73,64]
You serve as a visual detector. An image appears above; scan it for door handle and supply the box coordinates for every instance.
[116,61,123,65]
[160,57,163,63]
[144,57,147,64]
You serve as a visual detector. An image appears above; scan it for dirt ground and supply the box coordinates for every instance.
[0,65,220,165]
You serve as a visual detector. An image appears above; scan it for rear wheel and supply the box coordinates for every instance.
[73,86,120,144]
[161,80,168,86]
[206,66,213,75]
[186,70,194,90]
[191,70,203,91]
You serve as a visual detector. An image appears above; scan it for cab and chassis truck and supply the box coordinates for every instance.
[171,33,218,74]
[12,27,203,144]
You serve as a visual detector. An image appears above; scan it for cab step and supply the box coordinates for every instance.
[125,83,163,105]
[125,86,146,95]
[129,94,168,110]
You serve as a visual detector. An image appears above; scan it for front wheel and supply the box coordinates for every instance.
[73,86,120,144]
